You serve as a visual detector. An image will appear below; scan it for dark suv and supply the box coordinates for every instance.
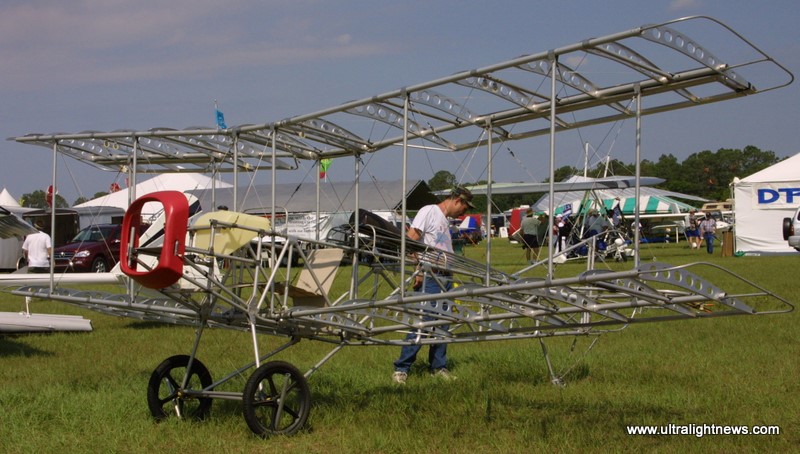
[53,224,122,272]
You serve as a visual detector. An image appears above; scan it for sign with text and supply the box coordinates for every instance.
[753,182,800,209]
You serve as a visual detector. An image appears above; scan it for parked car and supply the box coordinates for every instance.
[53,224,122,272]
[782,206,800,252]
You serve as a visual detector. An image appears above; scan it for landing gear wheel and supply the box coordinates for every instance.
[242,361,311,437]
[147,355,213,421]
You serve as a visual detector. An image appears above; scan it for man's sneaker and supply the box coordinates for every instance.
[432,368,456,381]
[392,371,407,384]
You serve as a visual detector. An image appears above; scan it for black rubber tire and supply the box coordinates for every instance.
[782,217,793,240]
[147,355,213,421]
[91,256,108,273]
[242,361,311,437]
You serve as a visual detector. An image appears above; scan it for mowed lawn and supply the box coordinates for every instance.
[1,239,797,453]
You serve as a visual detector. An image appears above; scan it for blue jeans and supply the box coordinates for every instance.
[704,232,715,254]
[393,274,452,373]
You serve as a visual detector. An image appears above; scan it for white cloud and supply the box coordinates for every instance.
[669,0,703,12]
[336,34,353,45]
[0,0,391,90]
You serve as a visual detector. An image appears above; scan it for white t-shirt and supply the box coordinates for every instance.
[22,231,52,268]
[411,204,453,253]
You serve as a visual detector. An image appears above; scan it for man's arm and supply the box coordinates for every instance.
[407,226,422,242]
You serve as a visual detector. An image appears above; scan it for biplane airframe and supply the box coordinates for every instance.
[5,16,795,437]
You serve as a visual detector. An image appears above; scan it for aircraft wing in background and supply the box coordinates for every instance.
[436,176,666,196]
[0,207,36,239]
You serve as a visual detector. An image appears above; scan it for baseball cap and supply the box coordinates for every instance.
[451,186,475,209]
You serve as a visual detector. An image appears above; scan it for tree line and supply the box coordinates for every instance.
[427,146,782,212]
[17,190,109,209]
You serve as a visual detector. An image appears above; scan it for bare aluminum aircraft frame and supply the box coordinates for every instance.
[6,16,795,438]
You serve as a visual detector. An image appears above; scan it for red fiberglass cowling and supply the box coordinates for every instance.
[120,191,189,289]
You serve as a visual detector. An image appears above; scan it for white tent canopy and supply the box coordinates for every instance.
[0,188,21,207]
[75,173,231,217]
[733,152,800,254]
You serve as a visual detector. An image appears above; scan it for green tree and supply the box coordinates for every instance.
[678,146,779,201]
[20,190,68,209]
[588,159,632,178]
[427,170,456,191]
[543,165,580,183]
[642,154,694,194]
[73,191,110,206]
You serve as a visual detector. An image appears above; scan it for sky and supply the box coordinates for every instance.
[1,0,799,205]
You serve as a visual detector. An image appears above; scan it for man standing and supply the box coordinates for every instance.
[392,186,474,384]
[698,213,717,254]
[685,210,700,249]
[520,209,541,263]
[22,220,52,273]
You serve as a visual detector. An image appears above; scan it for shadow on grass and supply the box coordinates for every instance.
[0,337,55,357]
[308,365,686,442]
[125,321,175,330]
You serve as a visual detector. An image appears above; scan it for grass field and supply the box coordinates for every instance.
[1,240,797,453]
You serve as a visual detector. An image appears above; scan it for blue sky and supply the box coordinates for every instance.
[1,0,799,205]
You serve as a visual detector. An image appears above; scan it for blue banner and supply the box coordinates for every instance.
[215,109,227,129]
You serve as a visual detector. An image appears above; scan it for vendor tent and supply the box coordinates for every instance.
[601,195,696,215]
[733,153,800,254]
[458,216,479,231]
[532,176,705,215]
[0,188,34,271]
[0,188,21,207]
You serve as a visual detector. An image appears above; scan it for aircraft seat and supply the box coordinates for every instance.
[275,248,344,307]
[192,211,271,255]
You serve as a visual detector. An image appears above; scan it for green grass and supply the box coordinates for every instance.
[1,240,798,453]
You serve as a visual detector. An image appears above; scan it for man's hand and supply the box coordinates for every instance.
[413,274,423,291]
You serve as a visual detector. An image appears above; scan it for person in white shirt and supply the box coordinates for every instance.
[22,220,52,273]
[698,213,717,254]
[392,187,474,384]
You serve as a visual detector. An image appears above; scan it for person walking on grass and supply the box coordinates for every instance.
[22,220,51,273]
[520,208,541,264]
[392,186,474,385]
[698,213,717,254]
